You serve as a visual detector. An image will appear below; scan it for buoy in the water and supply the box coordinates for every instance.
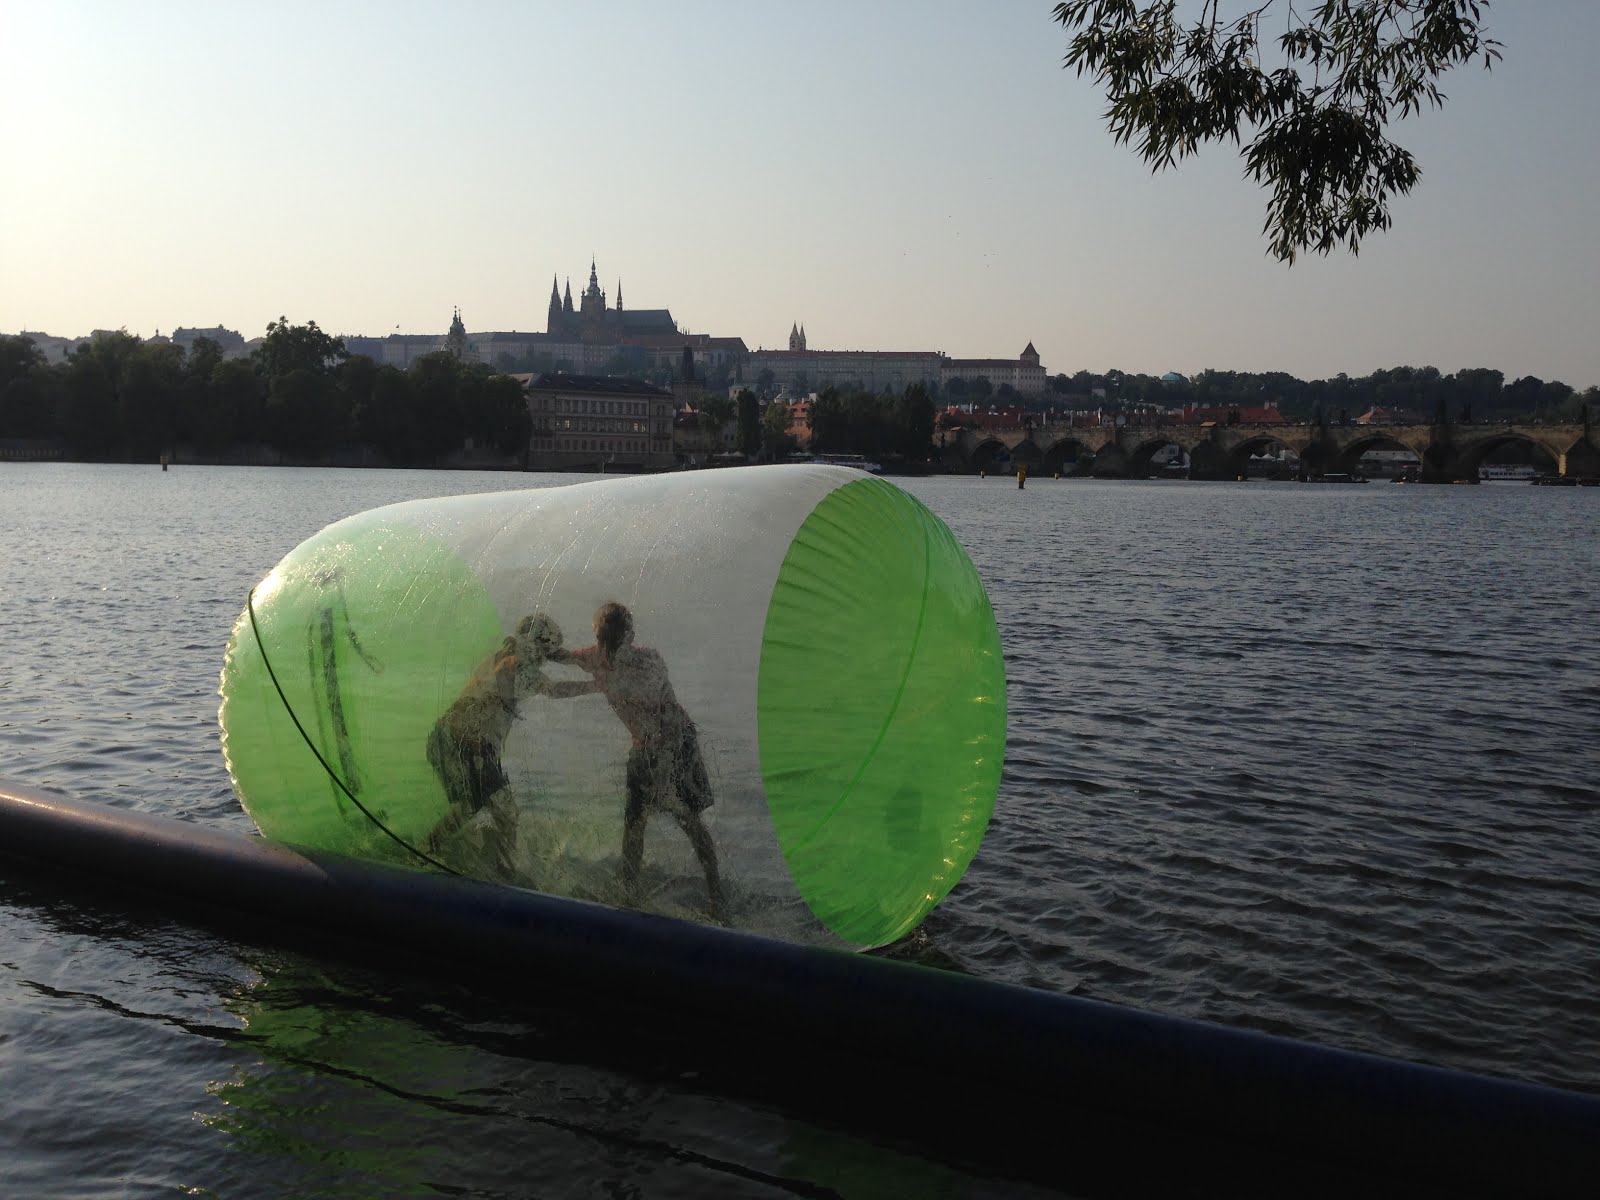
[219,466,1006,949]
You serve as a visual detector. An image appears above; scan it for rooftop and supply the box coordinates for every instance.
[524,372,672,397]
[750,348,943,360]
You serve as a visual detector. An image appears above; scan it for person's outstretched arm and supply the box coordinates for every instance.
[536,677,600,699]
[553,644,600,673]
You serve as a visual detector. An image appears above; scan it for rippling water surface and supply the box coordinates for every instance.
[3,463,1598,1196]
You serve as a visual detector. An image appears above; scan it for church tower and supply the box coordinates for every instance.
[546,276,563,336]
[445,307,467,360]
[789,322,807,352]
[580,257,607,341]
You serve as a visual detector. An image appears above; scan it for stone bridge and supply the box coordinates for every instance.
[952,418,1599,482]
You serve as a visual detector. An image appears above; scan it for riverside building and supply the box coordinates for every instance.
[747,325,1047,396]
[523,372,676,472]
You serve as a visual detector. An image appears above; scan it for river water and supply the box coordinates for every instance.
[2,463,1597,1197]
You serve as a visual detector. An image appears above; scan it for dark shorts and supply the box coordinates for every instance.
[427,724,507,814]
[625,721,712,821]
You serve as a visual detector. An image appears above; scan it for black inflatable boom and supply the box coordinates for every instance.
[2,782,1595,1198]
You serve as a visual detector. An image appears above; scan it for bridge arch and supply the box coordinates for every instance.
[968,437,1009,474]
[1121,436,1185,478]
[1455,431,1562,477]
[1226,434,1301,480]
[1332,431,1416,476]
[1042,436,1093,476]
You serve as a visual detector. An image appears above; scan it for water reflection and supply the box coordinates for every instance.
[199,948,1050,1199]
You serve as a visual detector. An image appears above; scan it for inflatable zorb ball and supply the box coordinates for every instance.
[219,466,1006,949]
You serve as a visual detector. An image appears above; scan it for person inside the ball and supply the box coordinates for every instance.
[551,601,723,918]
[425,612,593,880]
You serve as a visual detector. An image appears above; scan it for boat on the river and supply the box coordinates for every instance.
[1480,464,1539,482]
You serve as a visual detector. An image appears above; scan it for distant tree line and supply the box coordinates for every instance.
[0,321,532,465]
[751,365,1593,427]
[807,384,936,460]
[1040,366,1594,425]
[5,323,1592,466]
[688,386,935,464]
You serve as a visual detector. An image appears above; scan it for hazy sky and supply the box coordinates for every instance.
[5,2,1597,387]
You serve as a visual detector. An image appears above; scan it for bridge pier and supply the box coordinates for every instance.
[1563,442,1600,478]
[1420,436,1468,484]
[1186,441,1230,482]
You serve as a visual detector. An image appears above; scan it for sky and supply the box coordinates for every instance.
[4,1,1598,388]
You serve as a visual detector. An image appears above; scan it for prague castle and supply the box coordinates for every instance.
[284,260,1049,394]
[544,260,677,343]
[745,324,1046,396]
[343,259,746,377]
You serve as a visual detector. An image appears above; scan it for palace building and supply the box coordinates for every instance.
[942,343,1046,395]
[523,372,676,472]
[746,326,1047,396]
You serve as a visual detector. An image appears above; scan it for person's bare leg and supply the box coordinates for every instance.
[425,804,467,852]
[620,807,646,905]
[486,791,520,882]
[673,806,724,921]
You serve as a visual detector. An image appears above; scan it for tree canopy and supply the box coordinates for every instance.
[1026,362,1591,425]
[1052,0,1501,262]
[808,383,935,461]
[0,323,531,466]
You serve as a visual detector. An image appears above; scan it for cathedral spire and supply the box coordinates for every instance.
[616,279,623,311]
[547,275,563,335]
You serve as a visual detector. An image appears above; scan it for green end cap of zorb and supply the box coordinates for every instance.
[219,516,504,858]
[758,478,1007,948]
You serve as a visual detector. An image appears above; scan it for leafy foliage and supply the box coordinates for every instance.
[762,399,797,457]
[736,389,761,456]
[0,335,57,439]
[808,384,935,460]
[1053,0,1501,261]
[697,393,735,432]
[3,321,533,466]
[1037,363,1580,424]
[255,315,347,377]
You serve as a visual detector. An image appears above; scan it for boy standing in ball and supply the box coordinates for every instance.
[553,601,724,918]
[426,613,585,880]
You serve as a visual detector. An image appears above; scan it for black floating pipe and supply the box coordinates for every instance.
[2,781,1596,1198]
